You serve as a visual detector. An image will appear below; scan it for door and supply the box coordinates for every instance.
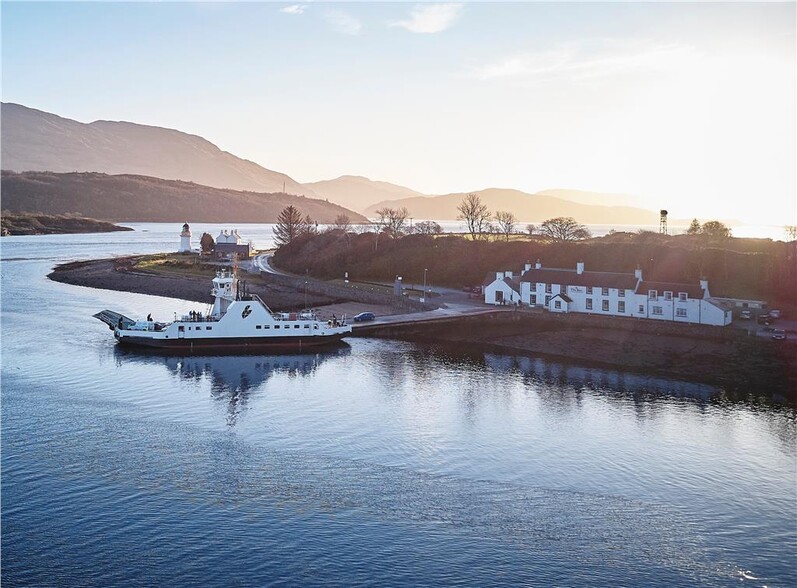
[178,325,185,339]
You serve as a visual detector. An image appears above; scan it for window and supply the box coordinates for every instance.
[586,286,593,295]
[664,291,673,301]
[531,294,537,304]
[586,299,593,310]
[649,290,658,301]
[305,324,310,329]
[676,308,687,318]
[545,295,551,305]
[555,300,561,309]
[618,301,625,313]
[545,284,552,294]
[294,325,300,329]
[274,325,280,329]
[601,287,609,296]
[652,306,663,315]
[206,326,212,330]
[638,305,645,313]
[256,325,262,329]
[602,300,609,312]
[678,292,688,302]
[619,289,625,298]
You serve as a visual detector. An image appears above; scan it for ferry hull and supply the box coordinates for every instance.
[116,333,347,352]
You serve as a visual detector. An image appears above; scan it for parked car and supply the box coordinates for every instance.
[771,329,786,340]
[739,309,752,320]
[353,312,376,322]
[758,313,773,325]
[769,309,781,319]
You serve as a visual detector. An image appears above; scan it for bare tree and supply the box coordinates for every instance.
[456,193,491,240]
[494,210,516,241]
[539,217,591,242]
[786,225,797,241]
[526,223,537,236]
[330,214,352,233]
[273,205,306,248]
[374,207,410,236]
[415,220,443,235]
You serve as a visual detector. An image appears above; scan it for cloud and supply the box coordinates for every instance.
[325,10,362,35]
[391,3,463,34]
[281,5,306,15]
[470,40,700,83]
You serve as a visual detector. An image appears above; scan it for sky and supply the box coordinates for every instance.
[2,1,795,226]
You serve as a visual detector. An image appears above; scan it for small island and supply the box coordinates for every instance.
[1,212,133,236]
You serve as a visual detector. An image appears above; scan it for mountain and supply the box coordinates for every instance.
[1,102,316,197]
[0,171,367,224]
[363,188,660,225]
[535,188,642,208]
[303,175,425,213]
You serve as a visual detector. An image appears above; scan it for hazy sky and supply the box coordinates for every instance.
[2,2,795,225]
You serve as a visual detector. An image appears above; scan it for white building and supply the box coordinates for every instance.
[484,260,732,327]
[179,222,192,252]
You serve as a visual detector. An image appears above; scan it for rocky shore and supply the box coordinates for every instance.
[1,213,133,235]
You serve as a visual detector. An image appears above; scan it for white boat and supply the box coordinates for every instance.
[94,269,351,351]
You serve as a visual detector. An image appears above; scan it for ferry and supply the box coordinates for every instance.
[94,269,352,351]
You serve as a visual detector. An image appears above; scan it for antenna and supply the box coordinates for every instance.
[659,209,668,235]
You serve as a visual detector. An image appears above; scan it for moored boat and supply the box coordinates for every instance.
[94,269,351,351]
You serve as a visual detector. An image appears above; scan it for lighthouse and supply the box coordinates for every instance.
[179,222,192,252]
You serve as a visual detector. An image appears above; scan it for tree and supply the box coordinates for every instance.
[457,193,491,240]
[330,214,352,233]
[526,224,537,236]
[494,211,516,241]
[686,218,702,235]
[786,225,797,241]
[273,205,306,248]
[304,214,318,235]
[374,207,409,236]
[700,220,732,239]
[539,217,591,242]
[199,232,215,254]
[415,220,443,235]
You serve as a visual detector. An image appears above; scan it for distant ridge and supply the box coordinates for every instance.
[1,102,316,197]
[363,187,661,225]
[303,175,425,214]
[0,171,366,223]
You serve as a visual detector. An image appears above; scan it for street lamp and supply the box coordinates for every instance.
[304,280,308,309]
[421,268,427,303]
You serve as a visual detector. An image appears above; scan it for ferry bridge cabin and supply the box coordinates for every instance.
[484,260,732,327]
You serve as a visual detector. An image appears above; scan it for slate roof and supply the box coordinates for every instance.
[520,268,639,290]
[638,280,704,299]
[550,293,573,303]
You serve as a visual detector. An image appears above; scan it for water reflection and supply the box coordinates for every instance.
[113,344,351,425]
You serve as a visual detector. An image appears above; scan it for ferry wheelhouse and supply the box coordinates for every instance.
[94,270,351,351]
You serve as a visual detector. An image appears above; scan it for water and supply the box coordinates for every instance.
[2,227,795,587]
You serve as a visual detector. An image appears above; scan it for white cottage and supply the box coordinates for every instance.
[484,260,732,326]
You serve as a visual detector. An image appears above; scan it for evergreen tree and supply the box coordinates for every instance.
[274,205,305,248]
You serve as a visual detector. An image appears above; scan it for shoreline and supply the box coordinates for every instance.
[49,255,797,402]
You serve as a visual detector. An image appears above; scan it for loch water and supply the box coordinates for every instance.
[2,225,795,587]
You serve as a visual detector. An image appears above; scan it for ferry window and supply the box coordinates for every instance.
[676,308,687,317]
[648,290,657,300]
[294,325,300,329]
[586,286,593,295]
[601,287,609,296]
[664,291,673,301]
[586,299,593,310]
[652,306,663,315]
[618,301,625,313]
[304,324,310,329]
[178,326,185,332]
[602,300,609,311]
[264,325,270,329]
[206,327,212,330]
[274,325,280,329]
[256,325,262,329]
[679,292,688,301]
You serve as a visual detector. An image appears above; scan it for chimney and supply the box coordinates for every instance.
[506,271,513,279]
[496,271,504,281]
[576,261,584,275]
[634,266,643,280]
[524,261,532,272]
[535,259,542,269]
[699,277,709,297]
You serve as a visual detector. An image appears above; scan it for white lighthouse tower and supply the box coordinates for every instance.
[179,222,192,252]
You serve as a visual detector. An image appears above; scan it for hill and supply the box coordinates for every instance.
[0,170,367,223]
[1,212,133,235]
[1,102,316,197]
[363,187,662,225]
[303,175,426,213]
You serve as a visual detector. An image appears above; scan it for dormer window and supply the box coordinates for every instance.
[678,292,688,301]
[648,290,658,301]
[664,291,673,301]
